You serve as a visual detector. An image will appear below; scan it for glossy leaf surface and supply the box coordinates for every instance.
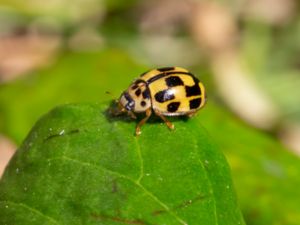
[0,103,245,225]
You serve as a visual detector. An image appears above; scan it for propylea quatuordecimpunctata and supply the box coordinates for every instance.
[113,66,206,135]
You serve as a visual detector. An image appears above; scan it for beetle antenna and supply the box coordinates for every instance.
[105,91,118,103]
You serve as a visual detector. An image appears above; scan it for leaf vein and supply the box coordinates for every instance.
[134,137,144,183]
[0,200,60,225]
[49,156,187,225]
[190,127,219,225]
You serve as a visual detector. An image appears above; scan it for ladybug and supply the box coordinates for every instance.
[114,66,206,135]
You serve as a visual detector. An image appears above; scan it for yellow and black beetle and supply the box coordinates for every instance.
[114,67,206,135]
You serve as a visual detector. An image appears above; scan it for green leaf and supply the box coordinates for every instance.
[0,0,138,26]
[0,103,245,225]
[241,21,300,121]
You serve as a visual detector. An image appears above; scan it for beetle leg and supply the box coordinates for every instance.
[187,111,197,118]
[154,110,174,130]
[128,111,137,119]
[136,108,152,136]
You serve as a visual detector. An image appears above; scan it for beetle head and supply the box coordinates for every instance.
[119,91,135,112]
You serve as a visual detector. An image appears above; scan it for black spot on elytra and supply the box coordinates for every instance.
[131,84,138,90]
[131,79,145,89]
[165,76,184,87]
[167,102,180,112]
[147,71,192,84]
[185,85,201,97]
[142,88,150,99]
[135,89,141,97]
[154,90,175,103]
[147,73,166,84]
[157,67,175,72]
[192,75,200,83]
[185,76,201,97]
[189,98,202,109]
[141,101,146,107]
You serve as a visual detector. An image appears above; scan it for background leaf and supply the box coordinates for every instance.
[200,103,300,225]
[0,50,147,144]
[0,103,245,225]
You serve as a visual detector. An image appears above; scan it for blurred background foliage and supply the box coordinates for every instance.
[0,0,300,224]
